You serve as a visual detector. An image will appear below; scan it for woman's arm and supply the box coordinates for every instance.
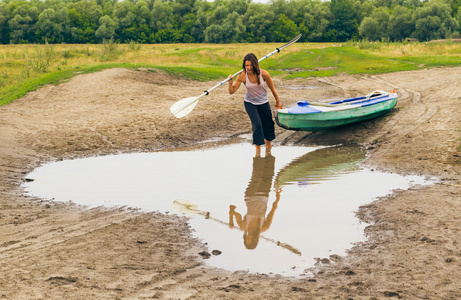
[228,72,245,94]
[229,205,245,229]
[262,70,282,108]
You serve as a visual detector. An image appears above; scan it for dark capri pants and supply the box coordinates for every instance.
[244,101,275,146]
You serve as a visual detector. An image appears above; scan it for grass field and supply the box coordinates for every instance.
[2,40,461,106]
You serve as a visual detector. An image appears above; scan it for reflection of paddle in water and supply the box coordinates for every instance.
[172,196,301,255]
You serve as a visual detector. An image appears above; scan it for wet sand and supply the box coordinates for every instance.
[0,67,460,299]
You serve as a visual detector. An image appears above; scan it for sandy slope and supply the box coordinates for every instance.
[0,67,460,299]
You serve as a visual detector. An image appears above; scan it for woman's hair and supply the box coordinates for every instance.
[243,217,262,249]
[243,53,261,85]
[244,227,261,250]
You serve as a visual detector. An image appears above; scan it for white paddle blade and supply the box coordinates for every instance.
[172,199,199,214]
[170,96,199,118]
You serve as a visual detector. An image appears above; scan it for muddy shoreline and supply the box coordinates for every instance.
[1,67,460,299]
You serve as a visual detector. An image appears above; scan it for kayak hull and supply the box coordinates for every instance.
[276,91,398,131]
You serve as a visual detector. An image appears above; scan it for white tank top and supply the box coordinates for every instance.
[244,71,268,105]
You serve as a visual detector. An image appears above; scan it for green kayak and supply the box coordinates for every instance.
[275,90,398,131]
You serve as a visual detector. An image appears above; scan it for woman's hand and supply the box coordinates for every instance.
[275,100,282,109]
[228,74,236,94]
[228,72,243,94]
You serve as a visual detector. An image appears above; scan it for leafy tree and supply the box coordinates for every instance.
[359,17,380,40]
[369,7,389,40]
[151,0,174,32]
[67,1,102,43]
[113,0,138,41]
[95,15,118,41]
[270,0,297,21]
[36,7,71,43]
[0,2,11,43]
[372,0,394,9]
[8,1,39,43]
[297,0,331,42]
[103,1,114,16]
[413,1,459,41]
[450,0,461,17]
[458,7,461,28]
[388,5,414,41]
[354,0,374,24]
[2,0,461,45]
[328,0,358,41]
[204,7,245,43]
[270,14,298,42]
[137,23,150,43]
[226,0,251,15]
[178,12,197,42]
[401,0,423,10]
[243,2,274,42]
[172,0,196,17]
[133,0,150,26]
[112,0,134,29]
[191,5,210,43]
[152,28,182,43]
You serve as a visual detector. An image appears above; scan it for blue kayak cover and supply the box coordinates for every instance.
[288,101,322,114]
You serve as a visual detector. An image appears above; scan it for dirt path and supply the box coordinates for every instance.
[0,67,460,299]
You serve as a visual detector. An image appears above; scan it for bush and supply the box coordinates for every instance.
[100,37,122,61]
[23,39,56,74]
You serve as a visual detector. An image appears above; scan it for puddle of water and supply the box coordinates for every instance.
[23,142,432,277]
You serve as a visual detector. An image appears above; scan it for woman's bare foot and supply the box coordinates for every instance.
[265,140,272,155]
[255,145,261,157]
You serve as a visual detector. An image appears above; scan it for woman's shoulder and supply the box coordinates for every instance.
[261,69,271,79]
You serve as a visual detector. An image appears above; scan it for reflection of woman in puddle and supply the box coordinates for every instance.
[229,154,280,249]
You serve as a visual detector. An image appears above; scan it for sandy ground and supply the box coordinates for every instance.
[0,66,460,299]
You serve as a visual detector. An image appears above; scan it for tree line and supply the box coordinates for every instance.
[1,0,460,44]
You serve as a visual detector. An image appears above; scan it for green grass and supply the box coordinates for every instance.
[2,41,461,106]
[264,45,461,79]
[394,55,461,67]
[156,66,225,81]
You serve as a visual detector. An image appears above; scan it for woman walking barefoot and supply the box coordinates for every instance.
[228,53,282,156]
